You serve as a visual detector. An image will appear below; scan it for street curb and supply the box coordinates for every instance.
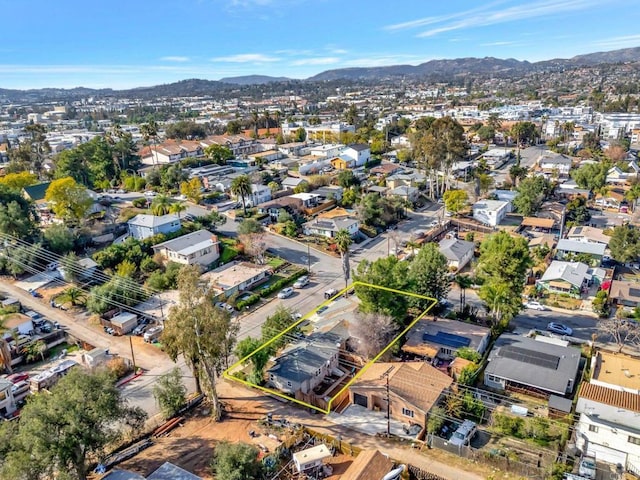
[117,370,144,388]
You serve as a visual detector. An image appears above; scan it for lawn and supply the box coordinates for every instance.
[219,237,240,264]
[543,294,582,310]
[266,256,286,270]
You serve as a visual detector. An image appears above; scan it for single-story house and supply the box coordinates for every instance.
[103,462,203,480]
[281,176,306,190]
[608,280,640,309]
[538,260,589,297]
[314,185,343,202]
[438,237,475,271]
[127,213,181,241]
[555,239,606,264]
[58,257,98,281]
[341,450,394,480]
[482,148,510,169]
[330,156,355,170]
[2,314,34,337]
[566,225,611,245]
[267,332,342,395]
[387,186,419,203]
[386,173,426,190]
[402,318,491,361]
[303,212,359,239]
[349,362,452,427]
[152,229,220,267]
[202,261,272,297]
[472,200,510,227]
[371,163,404,176]
[528,234,556,250]
[22,182,51,208]
[484,333,581,396]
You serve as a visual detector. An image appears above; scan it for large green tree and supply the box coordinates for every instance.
[153,367,187,420]
[45,177,93,226]
[162,265,238,420]
[571,162,610,192]
[443,189,468,215]
[476,231,532,327]
[212,442,264,480]
[204,144,234,165]
[0,369,146,480]
[408,243,451,304]
[609,224,640,263]
[354,255,411,322]
[513,175,551,216]
[0,184,39,240]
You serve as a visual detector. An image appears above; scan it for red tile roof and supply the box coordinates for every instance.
[579,382,640,413]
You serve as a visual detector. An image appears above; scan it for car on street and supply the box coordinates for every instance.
[324,288,338,299]
[143,190,157,197]
[277,287,294,299]
[316,305,329,315]
[524,301,547,311]
[547,322,573,336]
[293,276,309,289]
[116,189,125,194]
[292,312,303,320]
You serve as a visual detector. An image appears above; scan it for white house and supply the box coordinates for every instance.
[438,237,475,271]
[341,143,371,167]
[576,380,640,470]
[152,229,220,267]
[472,200,510,226]
[292,444,332,473]
[245,184,272,207]
[539,153,573,177]
[482,148,510,169]
[127,213,181,241]
[309,144,344,159]
[303,214,359,238]
[202,261,272,297]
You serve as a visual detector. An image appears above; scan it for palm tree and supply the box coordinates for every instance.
[169,202,186,219]
[454,274,474,312]
[140,120,160,168]
[334,229,353,292]
[263,110,271,136]
[57,287,87,307]
[231,175,252,216]
[151,195,171,216]
[482,283,511,326]
[274,110,282,135]
[0,318,12,374]
[251,111,259,139]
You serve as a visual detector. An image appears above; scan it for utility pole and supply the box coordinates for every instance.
[307,242,311,273]
[129,336,136,371]
[386,373,391,437]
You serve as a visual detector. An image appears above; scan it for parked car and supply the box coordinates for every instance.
[578,455,596,479]
[46,261,60,271]
[293,276,309,289]
[277,287,294,299]
[11,380,30,396]
[132,324,147,336]
[546,322,573,336]
[524,301,547,311]
[144,326,163,343]
[143,190,156,197]
[7,372,29,384]
[324,288,338,299]
[449,420,477,447]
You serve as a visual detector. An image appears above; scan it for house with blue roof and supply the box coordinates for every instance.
[401,318,490,362]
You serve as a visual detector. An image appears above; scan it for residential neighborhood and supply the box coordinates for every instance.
[3,35,640,480]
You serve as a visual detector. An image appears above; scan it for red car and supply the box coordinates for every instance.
[7,372,30,384]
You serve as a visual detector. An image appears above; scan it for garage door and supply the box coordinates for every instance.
[587,443,627,466]
[353,393,368,408]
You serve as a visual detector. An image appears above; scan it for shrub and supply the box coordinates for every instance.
[105,357,132,379]
[236,294,261,310]
[132,197,147,208]
[258,270,306,298]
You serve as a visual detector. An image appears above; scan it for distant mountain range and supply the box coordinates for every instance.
[0,46,638,102]
[219,75,292,85]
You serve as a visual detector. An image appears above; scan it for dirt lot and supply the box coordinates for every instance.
[113,383,354,480]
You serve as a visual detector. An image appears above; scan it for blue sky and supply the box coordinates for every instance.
[1,0,638,89]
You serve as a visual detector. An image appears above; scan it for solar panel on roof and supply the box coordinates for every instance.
[422,331,471,349]
[573,227,583,234]
[500,346,560,370]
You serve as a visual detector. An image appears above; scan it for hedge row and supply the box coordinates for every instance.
[235,269,307,310]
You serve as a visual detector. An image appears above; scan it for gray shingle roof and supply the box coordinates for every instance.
[438,237,475,263]
[267,332,341,384]
[152,229,216,254]
[540,260,589,288]
[556,239,606,256]
[485,334,581,395]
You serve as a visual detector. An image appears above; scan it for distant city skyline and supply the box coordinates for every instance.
[1,0,637,89]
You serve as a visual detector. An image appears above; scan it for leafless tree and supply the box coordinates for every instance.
[597,316,640,352]
[348,312,397,360]
[239,233,267,264]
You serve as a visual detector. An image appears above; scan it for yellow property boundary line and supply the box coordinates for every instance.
[222,281,437,414]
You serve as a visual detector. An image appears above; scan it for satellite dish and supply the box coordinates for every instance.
[382,465,405,480]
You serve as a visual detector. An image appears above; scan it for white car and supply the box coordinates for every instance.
[293,276,309,289]
[547,322,573,336]
[144,190,157,197]
[277,287,294,299]
[524,301,546,311]
[578,455,596,480]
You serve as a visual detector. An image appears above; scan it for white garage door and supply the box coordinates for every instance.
[587,443,627,466]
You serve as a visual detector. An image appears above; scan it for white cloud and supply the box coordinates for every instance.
[291,57,340,66]
[160,56,190,62]
[210,53,280,63]
[384,0,604,38]
[329,48,348,55]
[592,34,640,49]
[480,41,520,47]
